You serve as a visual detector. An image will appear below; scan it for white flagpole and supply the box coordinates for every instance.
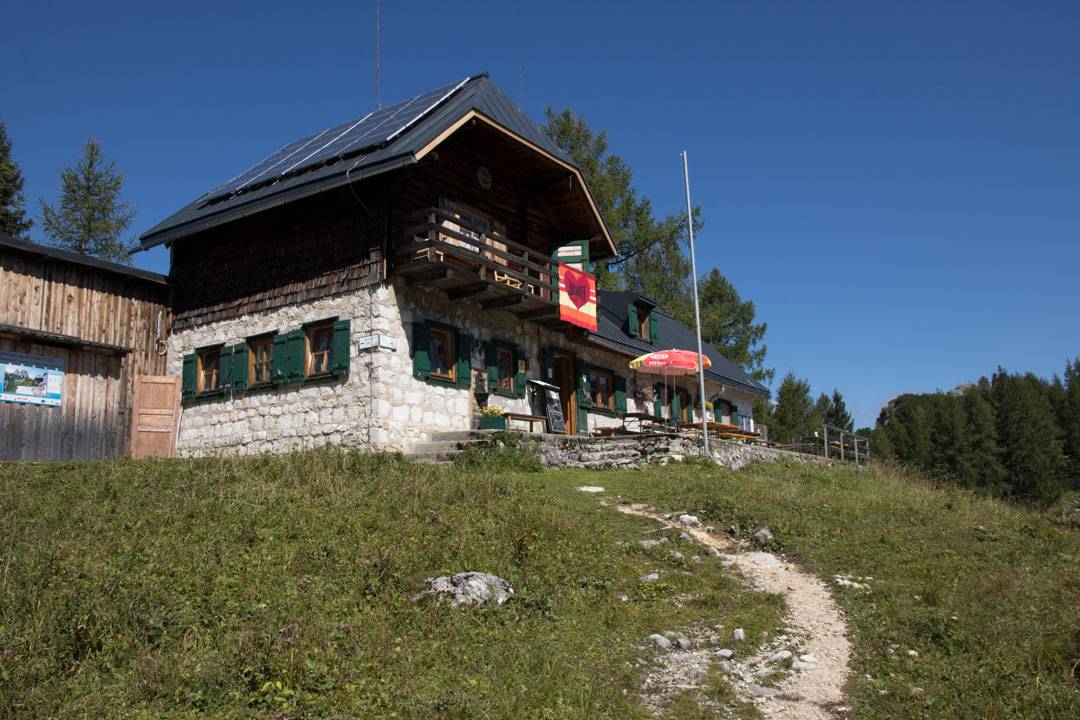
[681,151,709,456]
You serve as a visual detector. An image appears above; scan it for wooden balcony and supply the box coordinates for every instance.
[394,207,573,327]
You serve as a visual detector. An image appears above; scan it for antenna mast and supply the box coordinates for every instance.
[375,0,382,108]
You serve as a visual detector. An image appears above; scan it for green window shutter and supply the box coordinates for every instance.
[271,333,288,384]
[578,407,589,436]
[286,329,305,382]
[731,405,740,427]
[671,391,681,421]
[687,394,695,423]
[514,349,527,397]
[412,322,431,378]
[628,303,639,338]
[653,384,662,418]
[713,402,721,422]
[576,358,592,408]
[542,347,555,382]
[485,341,498,388]
[614,374,627,413]
[231,341,248,392]
[332,318,351,376]
[219,345,235,391]
[181,353,196,401]
[456,330,472,388]
[648,312,659,344]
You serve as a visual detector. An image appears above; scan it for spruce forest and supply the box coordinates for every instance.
[869,360,1080,507]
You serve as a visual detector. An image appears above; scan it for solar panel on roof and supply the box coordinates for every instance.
[202,78,470,205]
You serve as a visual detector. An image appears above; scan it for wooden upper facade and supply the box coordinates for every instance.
[145,75,615,332]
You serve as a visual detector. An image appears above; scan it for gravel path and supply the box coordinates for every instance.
[618,503,853,719]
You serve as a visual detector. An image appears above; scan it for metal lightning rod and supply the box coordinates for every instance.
[375,0,382,108]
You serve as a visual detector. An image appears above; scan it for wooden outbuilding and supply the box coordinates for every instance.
[0,236,174,460]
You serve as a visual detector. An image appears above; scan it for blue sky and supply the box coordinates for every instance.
[4,1,1078,427]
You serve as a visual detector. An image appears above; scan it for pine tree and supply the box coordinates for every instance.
[823,389,853,431]
[1061,359,1080,486]
[991,370,1067,504]
[695,268,772,383]
[0,121,33,237]
[959,385,1007,494]
[771,372,821,443]
[39,139,134,263]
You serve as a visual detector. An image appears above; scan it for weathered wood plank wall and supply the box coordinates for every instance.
[0,244,171,461]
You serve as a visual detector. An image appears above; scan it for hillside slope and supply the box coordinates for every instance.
[1,453,1077,718]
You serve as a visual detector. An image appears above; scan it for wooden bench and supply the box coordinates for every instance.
[502,412,547,433]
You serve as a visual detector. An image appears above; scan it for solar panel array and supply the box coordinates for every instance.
[203,77,470,204]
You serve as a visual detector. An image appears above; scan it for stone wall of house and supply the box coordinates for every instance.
[168,287,396,456]
[169,276,761,456]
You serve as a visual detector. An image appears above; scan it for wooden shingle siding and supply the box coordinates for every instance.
[170,187,386,329]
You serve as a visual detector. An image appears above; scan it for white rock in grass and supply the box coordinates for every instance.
[639,539,667,550]
[647,633,672,650]
[576,485,605,493]
[678,514,701,527]
[640,572,661,583]
[717,648,734,659]
[752,527,775,546]
[691,555,702,564]
[768,650,793,663]
[749,684,779,698]
[412,572,513,607]
[676,638,692,650]
[707,547,723,557]
[733,628,746,642]
[669,550,685,561]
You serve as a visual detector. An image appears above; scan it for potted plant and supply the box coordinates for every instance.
[479,403,506,430]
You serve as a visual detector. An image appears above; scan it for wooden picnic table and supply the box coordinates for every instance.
[623,411,669,433]
[502,412,547,433]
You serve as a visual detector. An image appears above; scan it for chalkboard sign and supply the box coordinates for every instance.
[544,388,565,434]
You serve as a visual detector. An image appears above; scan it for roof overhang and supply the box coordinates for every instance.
[414,109,617,259]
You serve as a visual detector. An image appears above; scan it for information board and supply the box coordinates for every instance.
[1,351,64,407]
[544,387,565,434]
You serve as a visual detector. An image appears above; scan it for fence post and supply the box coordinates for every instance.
[854,433,860,465]
[822,425,828,459]
[839,429,845,462]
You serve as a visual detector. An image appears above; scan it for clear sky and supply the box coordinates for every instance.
[4,1,1078,427]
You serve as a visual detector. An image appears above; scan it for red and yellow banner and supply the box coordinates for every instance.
[558,263,598,331]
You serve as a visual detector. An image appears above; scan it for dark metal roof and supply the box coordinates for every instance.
[593,289,770,398]
[0,234,171,286]
[138,73,579,249]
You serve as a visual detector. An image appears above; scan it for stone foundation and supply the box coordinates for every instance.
[534,433,829,471]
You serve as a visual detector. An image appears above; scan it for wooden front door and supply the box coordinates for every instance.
[553,354,576,436]
[130,375,180,459]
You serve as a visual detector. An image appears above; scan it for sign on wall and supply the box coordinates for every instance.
[0,351,64,407]
[557,263,598,332]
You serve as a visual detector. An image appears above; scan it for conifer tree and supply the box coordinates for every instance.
[39,139,134,264]
[0,121,33,238]
[825,389,853,431]
[991,370,1067,504]
[959,385,1007,493]
[1061,359,1080,485]
[770,372,821,443]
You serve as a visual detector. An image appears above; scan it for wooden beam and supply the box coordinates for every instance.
[447,282,490,300]
[481,294,525,310]
[405,267,448,285]
[517,306,558,320]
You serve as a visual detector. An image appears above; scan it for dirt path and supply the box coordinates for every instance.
[617,503,853,719]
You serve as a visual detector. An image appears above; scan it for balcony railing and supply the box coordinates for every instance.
[394,207,570,323]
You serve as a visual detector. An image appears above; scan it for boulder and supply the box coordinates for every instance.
[412,572,514,607]
[678,513,701,527]
[647,633,672,650]
[752,527,775,546]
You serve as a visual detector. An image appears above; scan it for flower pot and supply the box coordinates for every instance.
[479,415,506,431]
